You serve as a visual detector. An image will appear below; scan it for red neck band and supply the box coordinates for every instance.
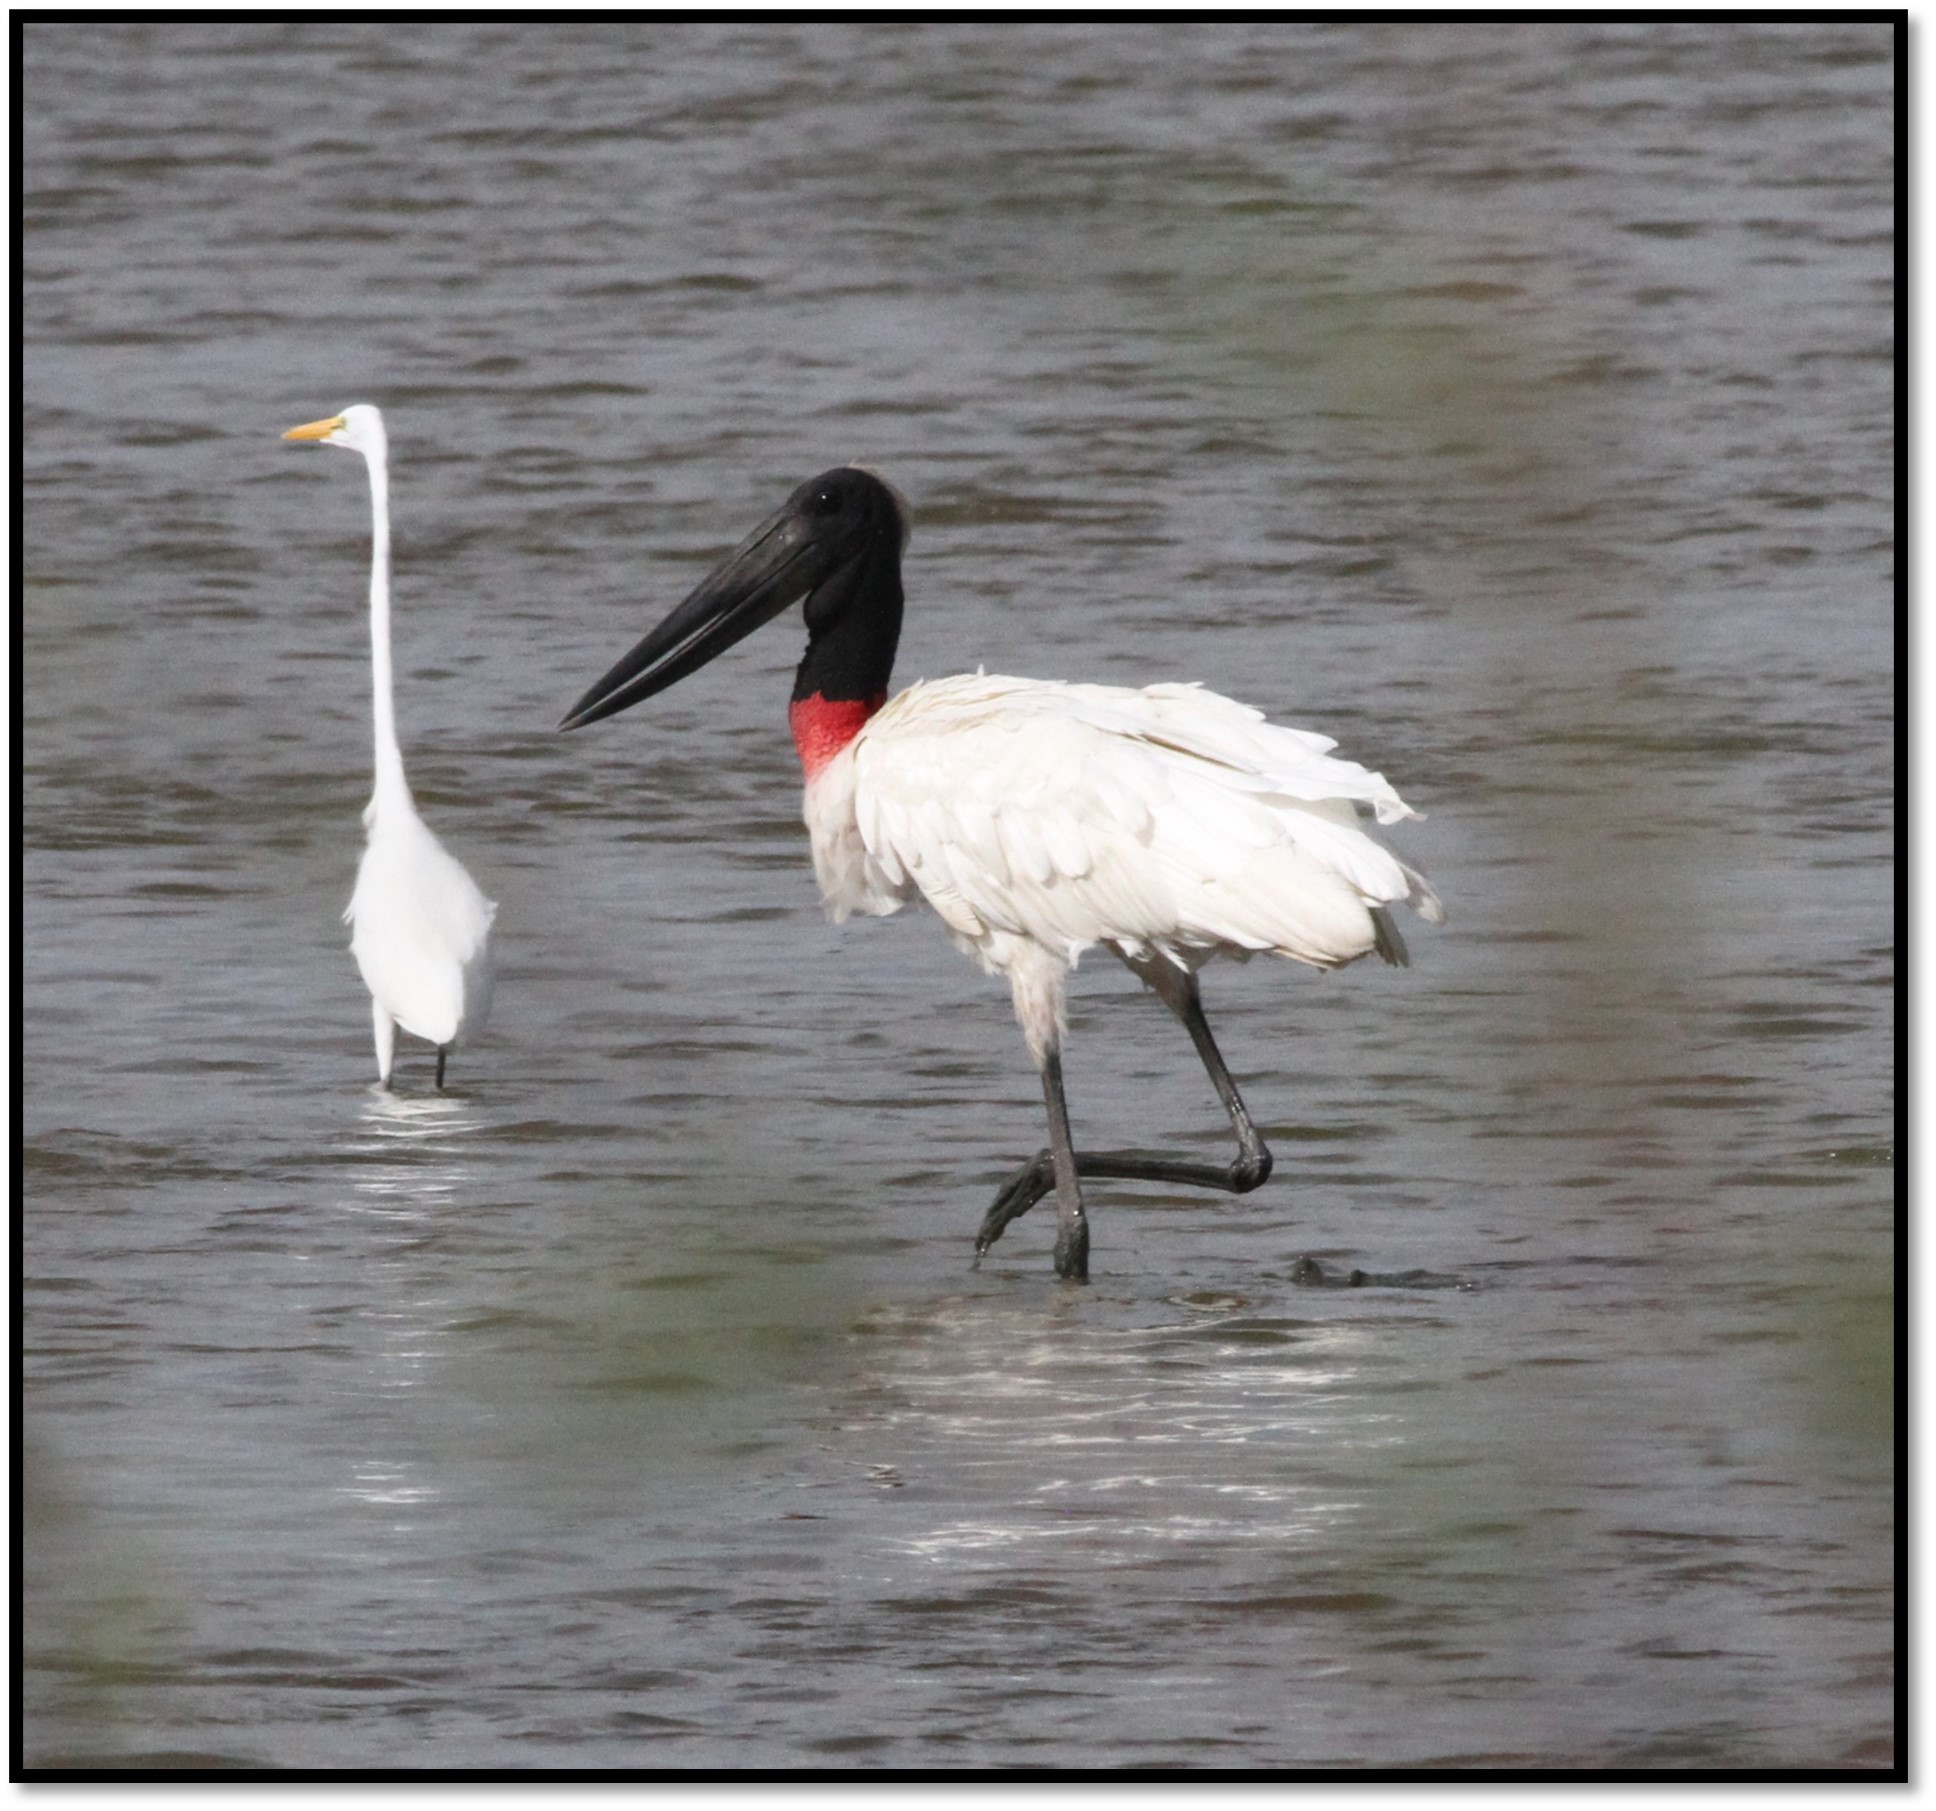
[789,691,886,779]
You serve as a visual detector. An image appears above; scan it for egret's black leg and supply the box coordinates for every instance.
[974,969,1272,1264]
[435,1046,448,1091]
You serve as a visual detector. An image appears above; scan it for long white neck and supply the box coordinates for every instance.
[364,442,412,813]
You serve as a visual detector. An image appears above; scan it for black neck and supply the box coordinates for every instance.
[791,541,903,704]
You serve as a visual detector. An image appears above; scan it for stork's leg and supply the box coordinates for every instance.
[975,966,1273,1263]
[1038,1046,1090,1282]
[435,1046,448,1091]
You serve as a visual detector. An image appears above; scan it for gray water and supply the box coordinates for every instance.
[22,20,1895,1773]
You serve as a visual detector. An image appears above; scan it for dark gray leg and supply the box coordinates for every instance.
[1038,1046,1090,1282]
[435,1046,448,1091]
[975,968,1272,1264]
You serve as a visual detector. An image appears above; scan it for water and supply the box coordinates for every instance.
[22,20,1895,1772]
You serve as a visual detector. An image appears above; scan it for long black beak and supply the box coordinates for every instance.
[561,501,825,730]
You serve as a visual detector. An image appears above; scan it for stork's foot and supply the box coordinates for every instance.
[973,1154,1090,1281]
[974,1151,1057,1260]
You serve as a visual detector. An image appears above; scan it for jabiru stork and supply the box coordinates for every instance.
[562,467,1442,1281]
[284,404,496,1090]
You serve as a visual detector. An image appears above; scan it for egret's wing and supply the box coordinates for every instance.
[348,810,496,1045]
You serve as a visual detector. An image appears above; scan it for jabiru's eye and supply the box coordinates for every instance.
[808,487,843,517]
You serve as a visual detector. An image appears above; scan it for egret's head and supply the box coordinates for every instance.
[283,403,386,458]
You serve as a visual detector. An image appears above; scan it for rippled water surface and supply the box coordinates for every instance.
[23,20,1895,1772]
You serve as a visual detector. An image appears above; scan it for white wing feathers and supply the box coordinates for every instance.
[804,673,1442,977]
[347,804,497,1047]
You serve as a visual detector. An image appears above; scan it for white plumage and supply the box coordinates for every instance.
[804,672,1443,1062]
[564,463,1441,1280]
[347,789,496,1067]
[284,403,496,1089]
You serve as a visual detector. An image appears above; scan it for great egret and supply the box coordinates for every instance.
[563,467,1441,1280]
[283,404,495,1090]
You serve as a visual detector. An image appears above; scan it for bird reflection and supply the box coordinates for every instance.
[336,1090,490,1517]
[356,1084,488,1139]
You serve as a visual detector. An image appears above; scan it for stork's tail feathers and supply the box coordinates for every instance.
[1373,856,1445,967]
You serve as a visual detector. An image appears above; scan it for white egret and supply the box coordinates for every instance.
[283,404,495,1090]
[563,467,1441,1279]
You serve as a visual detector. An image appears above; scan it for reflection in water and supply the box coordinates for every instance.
[339,1463,436,1509]
[353,1084,491,1142]
[839,1294,1374,1567]
[337,1089,490,1512]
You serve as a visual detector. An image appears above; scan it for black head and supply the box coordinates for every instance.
[561,466,908,730]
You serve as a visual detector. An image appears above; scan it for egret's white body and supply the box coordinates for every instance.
[346,783,496,1079]
[565,465,1440,1278]
[284,404,495,1088]
[803,671,1442,1063]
